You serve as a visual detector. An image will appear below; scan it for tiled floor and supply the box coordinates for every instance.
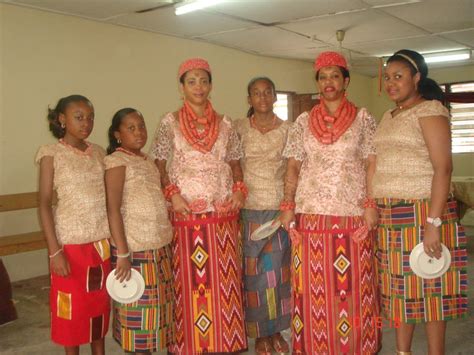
[1,236,473,354]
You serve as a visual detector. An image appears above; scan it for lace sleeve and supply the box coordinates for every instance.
[35,144,57,164]
[360,109,377,158]
[149,114,173,161]
[282,115,306,161]
[226,118,244,162]
[103,153,125,170]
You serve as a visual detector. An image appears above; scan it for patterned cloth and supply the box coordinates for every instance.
[376,198,468,323]
[111,245,174,352]
[292,214,381,354]
[104,150,172,252]
[50,239,111,346]
[241,209,291,338]
[283,108,376,216]
[234,119,291,210]
[35,142,110,245]
[150,113,243,213]
[373,100,450,199]
[169,211,247,354]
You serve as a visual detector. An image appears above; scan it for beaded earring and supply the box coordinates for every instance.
[117,138,121,144]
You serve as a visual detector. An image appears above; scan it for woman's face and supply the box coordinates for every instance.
[317,65,349,102]
[247,79,276,115]
[180,69,212,106]
[383,60,420,104]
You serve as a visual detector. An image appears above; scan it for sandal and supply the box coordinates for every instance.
[255,336,273,355]
[271,332,290,354]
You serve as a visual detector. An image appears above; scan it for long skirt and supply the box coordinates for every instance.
[50,239,111,346]
[292,214,381,355]
[169,211,248,354]
[376,197,468,323]
[241,209,291,338]
[111,244,174,352]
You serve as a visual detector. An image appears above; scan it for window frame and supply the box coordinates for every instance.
[441,80,474,154]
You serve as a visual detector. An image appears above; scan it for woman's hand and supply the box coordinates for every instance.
[278,210,296,231]
[115,257,132,282]
[229,191,245,211]
[363,207,378,230]
[171,193,191,215]
[50,252,71,277]
[423,224,442,259]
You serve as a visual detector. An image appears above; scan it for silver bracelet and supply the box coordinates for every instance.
[116,251,130,258]
[49,248,63,259]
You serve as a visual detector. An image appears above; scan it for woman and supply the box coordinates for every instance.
[150,58,248,354]
[280,51,381,354]
[235,77,291,354]
[373,49,468,355]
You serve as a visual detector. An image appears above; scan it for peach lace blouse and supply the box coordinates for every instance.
[235,118,291,210]
[372,100,449,199]
[283,108,376,216]
[150,112,243,213]
[104,151,172,252]
[35,142,110,245]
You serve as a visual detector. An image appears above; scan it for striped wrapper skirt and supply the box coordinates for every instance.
[241,209,291,338]
[376,197,468,323]
[169,211,248,354]
[292,214,381,355]
[50,239,111,346]
[111,244,174,352]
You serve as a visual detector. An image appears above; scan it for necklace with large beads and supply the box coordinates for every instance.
[308,96,357,144]
[179,100,219,153]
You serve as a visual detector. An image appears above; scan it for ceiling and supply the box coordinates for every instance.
[3,0,474,76]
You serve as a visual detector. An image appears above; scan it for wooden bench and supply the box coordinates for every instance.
[0,192,47,256]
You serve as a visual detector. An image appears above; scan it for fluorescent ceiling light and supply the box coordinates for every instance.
[175,0,224,15]
[381,49,471,65]
[423,50,471,64]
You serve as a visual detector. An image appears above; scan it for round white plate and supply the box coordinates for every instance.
[409,243,451,279]
[106,268,145,304]
[250,219,280,241]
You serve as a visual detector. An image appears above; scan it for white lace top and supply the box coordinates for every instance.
[283,108,376,216]
[150,112,243,213]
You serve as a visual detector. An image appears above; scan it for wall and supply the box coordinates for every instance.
[370,64,474,176]
[0,4,373,281]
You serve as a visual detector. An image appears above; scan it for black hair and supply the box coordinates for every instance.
[107,108,142,155]
[387,49,445,103]
[315,66,350,81]
[246,76,277,118]
[47,95,92,139]
[179,70,212,84]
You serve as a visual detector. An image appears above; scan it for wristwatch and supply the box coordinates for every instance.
[426,217,442,227]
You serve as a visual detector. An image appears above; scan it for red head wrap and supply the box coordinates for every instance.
[178,58,211,79]
[314,51,348,72]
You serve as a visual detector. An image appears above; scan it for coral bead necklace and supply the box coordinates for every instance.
[179,100,219,153]
[308,96,357,144]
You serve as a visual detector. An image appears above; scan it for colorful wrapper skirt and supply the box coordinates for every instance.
[241,209,291,338]
[50,239,111,346]
[376,198,468,323]
[292,214,381,355]
[111,244,174,352]
[169,211,248,354]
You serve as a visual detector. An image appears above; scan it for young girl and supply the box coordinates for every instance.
[235,77,291,355]
[104,108,174,354]
[37,95,111,355]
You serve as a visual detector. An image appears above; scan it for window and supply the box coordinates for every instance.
[444,82,474,153]
[274,92,290,121]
